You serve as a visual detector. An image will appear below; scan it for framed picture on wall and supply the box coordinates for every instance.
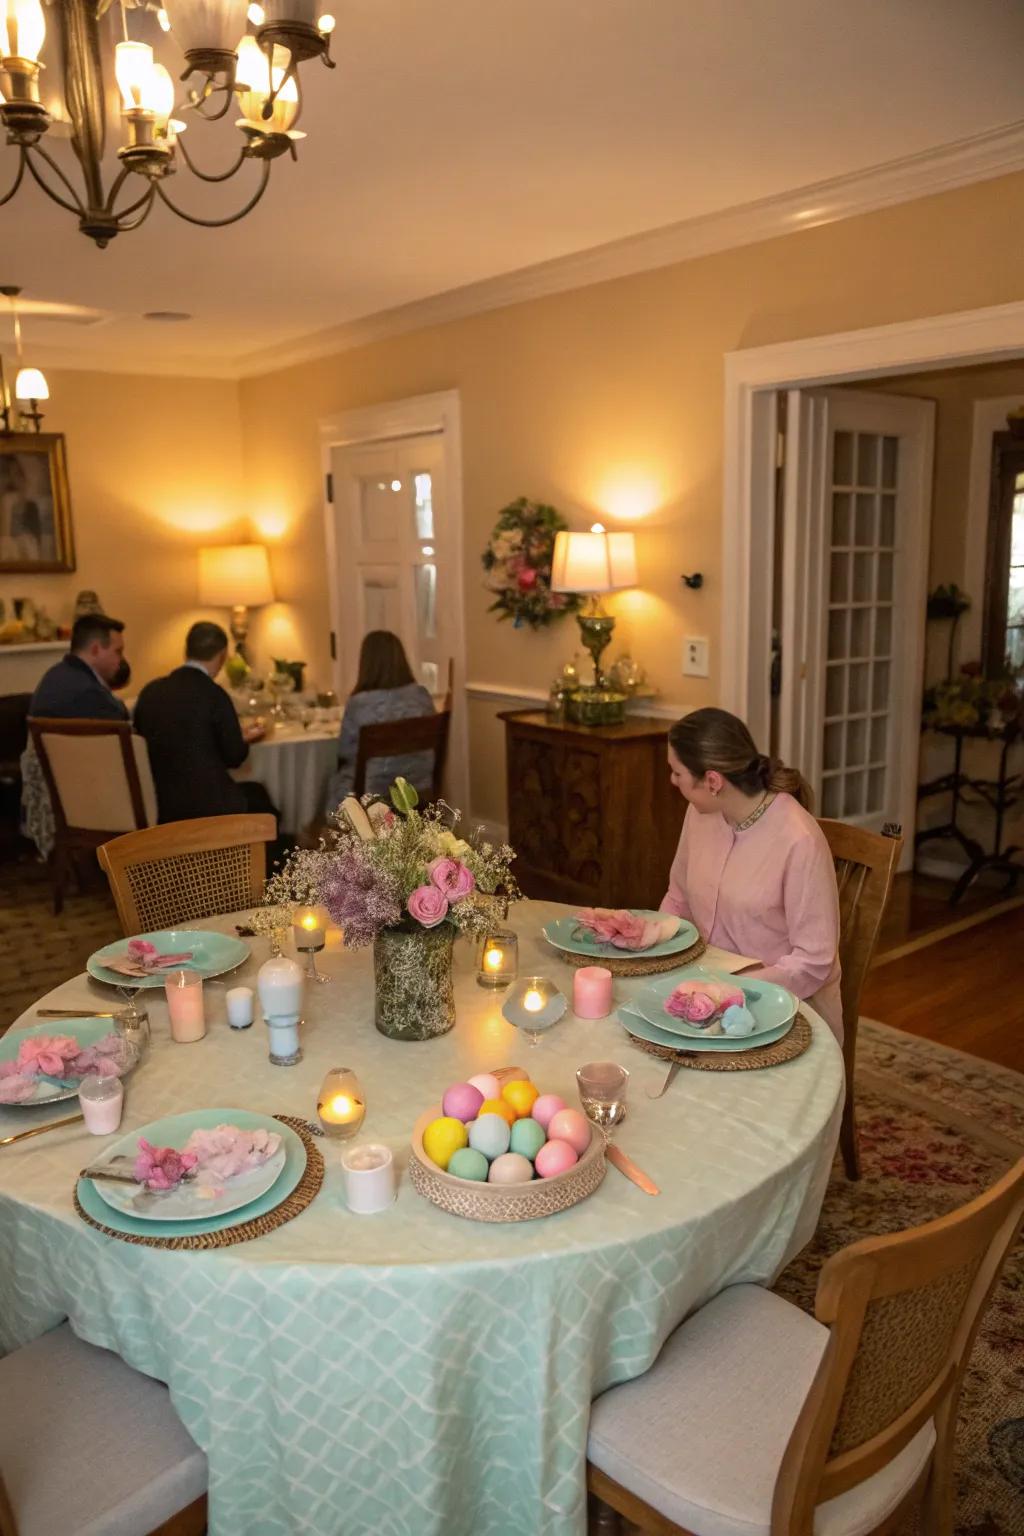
[0,433,75,573]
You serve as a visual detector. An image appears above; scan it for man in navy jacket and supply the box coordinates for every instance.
[30,613,130,721]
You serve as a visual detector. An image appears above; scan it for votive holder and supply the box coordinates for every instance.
[316,1068,366,1138]
[266,1014,302,1067]
[477,930,518,989]
[79,1073,124,1135]
[340,1143,396,1214]
[294,905,330,985]
[502,975,567,1046]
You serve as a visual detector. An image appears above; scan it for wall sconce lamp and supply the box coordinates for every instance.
[0,285,48,435]
[680,572,704,590]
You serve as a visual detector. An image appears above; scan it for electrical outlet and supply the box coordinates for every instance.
[683,637,709,678]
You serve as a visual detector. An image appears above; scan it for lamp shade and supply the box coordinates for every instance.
[198,543,274,607]
[14,366,47,400]
[551,528,637,594]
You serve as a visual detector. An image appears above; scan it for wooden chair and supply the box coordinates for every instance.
[353,710,451,801]
[587,1155,1024,1536]
[0,693,30,853]
[98,813,275,935]
[28,717,157,914]
[0,1321,207,1536]
[819,819,902,1181]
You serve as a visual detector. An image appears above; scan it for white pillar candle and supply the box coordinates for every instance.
[164,970,206,1042]
[78,1074,124,1135]
[340,1143,396,1214]
[226,986,254,1029]
[257,955,304,1019]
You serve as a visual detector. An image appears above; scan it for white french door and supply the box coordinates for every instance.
[329,432,448,699]
[778,388,934,865]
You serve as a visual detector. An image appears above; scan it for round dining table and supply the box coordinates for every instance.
[232,717,341,834]
[0,901,844,1536]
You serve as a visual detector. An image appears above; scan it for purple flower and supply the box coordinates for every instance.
[321,848,402,947]
[427,857,476,903]
[407,884,449,928]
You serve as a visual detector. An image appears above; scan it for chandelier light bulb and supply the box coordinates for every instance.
[0,0,45,62]
[115,40,156,111]
[234,32,269,90]
[247,3,265,23]
[156,6,171,29]
[15,366,48,401]
[317,12,334,33]
[149,62,176,128]
[236,36,296,132]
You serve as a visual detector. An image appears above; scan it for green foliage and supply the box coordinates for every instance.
[481,496,581,630]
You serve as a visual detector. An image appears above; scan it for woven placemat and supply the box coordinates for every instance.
[558,937,706,977]
[628,1012,812,1072]
[73,1115,324,1250]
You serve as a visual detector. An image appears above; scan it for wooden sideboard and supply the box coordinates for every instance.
[499,710,685,908]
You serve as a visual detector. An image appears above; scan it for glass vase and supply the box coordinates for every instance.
[373,925,455,1041]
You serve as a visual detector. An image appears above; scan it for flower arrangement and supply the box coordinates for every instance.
[922,662,1024,733]
[481,497,580,630]
[261,778,520,949]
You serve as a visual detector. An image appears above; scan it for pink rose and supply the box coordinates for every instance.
[133,1139,199,1192]
[428,857,476,903]
[517,566,538,591]
[407,884,449,929]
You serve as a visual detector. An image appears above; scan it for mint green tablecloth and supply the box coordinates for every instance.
[0,902,844,1536]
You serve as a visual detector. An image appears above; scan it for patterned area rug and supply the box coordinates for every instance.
[1,864,1020,1532]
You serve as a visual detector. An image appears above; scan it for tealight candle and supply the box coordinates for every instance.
[502,976,567,1047]
[476,930,518,989]
[78,1073,123,1135]
[293,907,325,951]
[226,986,254,1029]
[340,1143,396,1214]
[317,1068,366,1139]
[572,965,613,1020]
[164,969,206,1043]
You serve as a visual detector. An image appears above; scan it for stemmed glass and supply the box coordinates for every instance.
[576,1061,629,1142]
[501,977,566,1049]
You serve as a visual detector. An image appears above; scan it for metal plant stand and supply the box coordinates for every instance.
[916,724,1023,903]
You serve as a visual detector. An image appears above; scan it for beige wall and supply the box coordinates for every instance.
[0,369,246,691]
[237,169,1024,824]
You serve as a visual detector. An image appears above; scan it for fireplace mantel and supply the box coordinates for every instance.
[0,642,66,695]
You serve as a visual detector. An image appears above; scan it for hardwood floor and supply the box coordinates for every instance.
[862,903,1024,1073]
[875,869,1021,954]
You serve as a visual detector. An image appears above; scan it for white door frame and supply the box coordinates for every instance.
[722,298,1024,730]
[319,389,469,813]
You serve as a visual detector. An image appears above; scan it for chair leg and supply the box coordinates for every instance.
[920,1414,956,1536]
[588,1492,624,1534]
[840,1081,861,1181]
[51,842,68,916]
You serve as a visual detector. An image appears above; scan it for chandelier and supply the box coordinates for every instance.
[0,0,335,247]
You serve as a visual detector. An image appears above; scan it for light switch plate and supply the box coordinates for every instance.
[683,637,709,678]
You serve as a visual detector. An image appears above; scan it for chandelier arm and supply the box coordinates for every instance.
[175,134,247,184]
[185,81,236,124]
[113,186,158,233]
[153,159,271,226]
[107,175,159,221]
[23,145,88,217]
[0,150,28,207]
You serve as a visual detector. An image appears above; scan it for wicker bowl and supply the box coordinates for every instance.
[409,1107,606,1222]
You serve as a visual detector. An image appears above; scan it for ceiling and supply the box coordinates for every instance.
[4,0,1024,377]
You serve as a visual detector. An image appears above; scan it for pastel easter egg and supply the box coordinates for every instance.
[546,1108,592,1155]
[468,1112,511,1161]
[422,1116,469,1171]
[721,1003,756,1038]
[478,1097,516,1127]
[534,1139,579,1179]
[530,1093,566,1131]
[448,1147,490,1182]
[501,1079,539,1118]
[509,1117,546,1162]
[488,1152,535,1185]
[467,1072,500,1101]
[442,1082,486,1122]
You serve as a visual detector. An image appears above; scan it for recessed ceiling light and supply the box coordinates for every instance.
[142,310,192,322]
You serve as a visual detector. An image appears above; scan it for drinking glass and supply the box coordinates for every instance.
[114,1001,150,1065]
[576,1061,629,1139]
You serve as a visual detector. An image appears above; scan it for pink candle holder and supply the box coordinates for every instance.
[572,966,613,1019]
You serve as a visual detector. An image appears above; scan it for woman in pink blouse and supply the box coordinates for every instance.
[661,708,843,1041]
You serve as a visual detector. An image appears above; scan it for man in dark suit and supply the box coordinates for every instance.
[30,613,131,721]
[133,621,278,827]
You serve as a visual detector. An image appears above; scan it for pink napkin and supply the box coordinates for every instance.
[103,939,194,978]
[573,907,682,952]
[664,979,745,1027]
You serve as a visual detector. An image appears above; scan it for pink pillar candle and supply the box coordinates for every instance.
[573,965,613,1019]
[165,970,206,1042]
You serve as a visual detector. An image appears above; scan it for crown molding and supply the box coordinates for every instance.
[234,117,1024,380]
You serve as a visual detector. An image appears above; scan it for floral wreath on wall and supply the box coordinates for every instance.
[481,497,581,629]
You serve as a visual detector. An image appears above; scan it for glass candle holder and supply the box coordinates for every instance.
[316,1068,366,1139]
[501,975,567,1046]
[294,905,330,985]
[477,930,518,989]
[78,1073,124,1135]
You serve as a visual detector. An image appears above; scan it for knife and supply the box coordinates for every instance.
[0,1113,84,1146]
[37,1009,117,1019]
[605,1143,660,1195]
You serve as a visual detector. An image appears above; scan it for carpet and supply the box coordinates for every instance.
[1,864,1021,1532]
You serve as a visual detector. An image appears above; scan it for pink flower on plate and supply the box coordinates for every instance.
[133,1139,199,1192]
[664,979,745,1026]
[16,1034,79,1077]
[427,857,476,903]
[407,883,449,929]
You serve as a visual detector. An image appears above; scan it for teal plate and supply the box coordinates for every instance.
[619,1003,793,1054]
[77,1109,305,1237]
[543,910,700,960]
[0,1017,129,1106]
[634,969,796,1040]
[87,929,250,989]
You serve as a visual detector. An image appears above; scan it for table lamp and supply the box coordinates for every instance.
[551,523,637,724]
[198,544,274,661]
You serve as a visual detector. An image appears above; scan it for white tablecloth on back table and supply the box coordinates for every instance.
[233,724,338,832]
